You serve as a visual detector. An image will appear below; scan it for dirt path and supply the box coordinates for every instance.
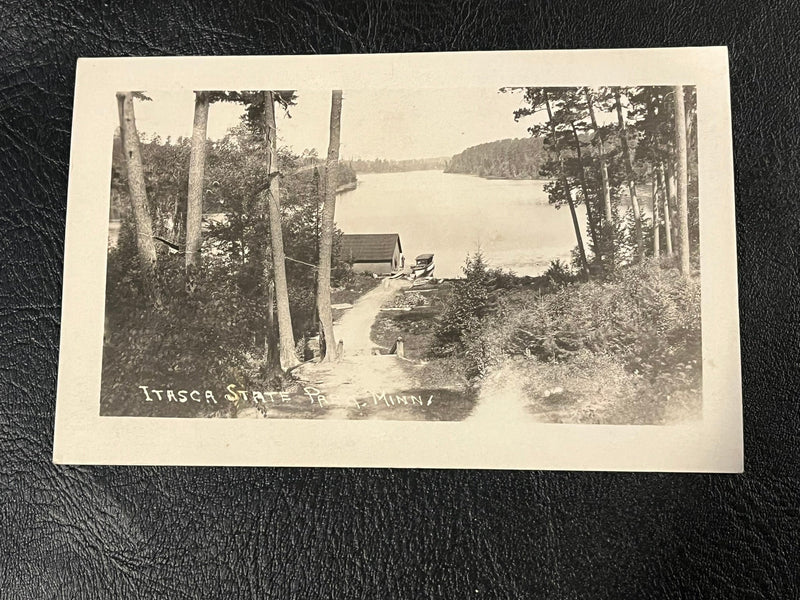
[467,365,535,425]
[335,278,408,355]
[469,362,582,424]
[295,278,423,417]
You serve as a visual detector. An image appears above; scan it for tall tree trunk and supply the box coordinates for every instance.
[665,161,677,254]
[116,92,157,269]
[266,278,279,371]
[185,91,210,272]
[658,163,673,255]
[570,121,600,258]
[544,91,588,277]
[674,85,691,276]
[585,88,614,266]
[651,173,660,257]
[564,179,590,278]
[645,93,660,259]
[317,90,343,361]
[263,91,299,370]
[613,87,644,262]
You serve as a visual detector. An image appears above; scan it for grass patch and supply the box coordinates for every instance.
[370,282,453,359]
[247,402,332,419]
[331,273,381,305]
[501,351,701,425]
[418,356,473,391]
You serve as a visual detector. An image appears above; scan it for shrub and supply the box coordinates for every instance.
[459,259,701,382]
[508,350,700,425]
[331,258,356,288]
[392,291,428,308]
[543,259,575,287]
[101,223,279,417]
[430,253,493,357]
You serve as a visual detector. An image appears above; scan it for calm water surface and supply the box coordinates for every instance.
[336,170,586,278]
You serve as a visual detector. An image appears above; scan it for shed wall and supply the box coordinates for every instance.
[352,261,393,274]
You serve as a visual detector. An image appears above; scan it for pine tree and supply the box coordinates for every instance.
[674,85,691,276]
[185,91,210,272]
[613,87,645,262]
[263,91,300,370]
[316,90,343,361]
[115,92,158,283]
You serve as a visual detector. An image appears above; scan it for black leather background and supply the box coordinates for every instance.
[1,1,798,598]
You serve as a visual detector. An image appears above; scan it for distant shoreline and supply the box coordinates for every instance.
[352,169,552,183]
[336,180,358,193]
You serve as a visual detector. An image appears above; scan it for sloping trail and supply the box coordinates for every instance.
[467,364,535,425]
[295,278,422,417]
[469,362,576,424]
[335,278,408,356]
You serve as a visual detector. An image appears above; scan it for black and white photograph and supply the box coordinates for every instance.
[101,84,702,425]
[54,50,741,470]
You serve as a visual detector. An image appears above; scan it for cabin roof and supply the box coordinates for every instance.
[340,233,402,262]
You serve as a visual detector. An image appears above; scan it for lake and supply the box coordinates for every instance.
[336,170,586,278]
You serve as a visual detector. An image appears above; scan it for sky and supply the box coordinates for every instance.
[126,88,548,160]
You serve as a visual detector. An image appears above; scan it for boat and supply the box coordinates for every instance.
[410,253,435,281]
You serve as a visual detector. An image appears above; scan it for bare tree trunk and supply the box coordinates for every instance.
[614,87,644,262]
[644,93,660,260]
[674,85,691,276]
[651,174,660,257]
[659,163,673,256]
[544,91,588,277]
[185,91,210,272]
[564,178,589,278]
[116,92,157,269]
[317,90,343,361]
[665,161,678,254]
[570,121,600,258]
[658,162,672,256]
[585,88,614,266]
[263,91,299,370]
[266,278,279,371]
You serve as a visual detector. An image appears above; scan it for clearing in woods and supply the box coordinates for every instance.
[295,278,424,417]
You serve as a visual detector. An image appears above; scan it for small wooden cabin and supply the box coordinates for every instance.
[339,233,403,274]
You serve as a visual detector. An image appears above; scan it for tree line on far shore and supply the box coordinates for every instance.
[445,137,549,179]
[346,156,448,174]
[448,86,699,278]
[423,85,702,424]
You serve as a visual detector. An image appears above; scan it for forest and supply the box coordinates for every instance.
[103,85,703,425]
[503,85,699,276]
[444,137,548,179]
[102,90,352,416]
[109,135,356,220]
[347,156,448,173]
[376,85,704,424]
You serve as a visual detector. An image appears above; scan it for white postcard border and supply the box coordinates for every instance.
[53,48,742,471]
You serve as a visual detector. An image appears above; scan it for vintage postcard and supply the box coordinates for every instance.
[54,48,742,471]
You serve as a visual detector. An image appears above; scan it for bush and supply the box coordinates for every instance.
[543,259,575,287]
[391,291,428,308]
[101,222,280,417]
[506,350,701,425]
[461,258,701,382]
[331,258,356,289]
[430,253,493,357]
